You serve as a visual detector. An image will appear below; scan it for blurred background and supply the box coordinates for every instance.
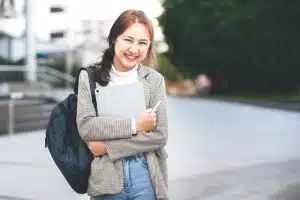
[0,0,300,200]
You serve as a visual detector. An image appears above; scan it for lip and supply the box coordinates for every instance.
[124,53,139,62]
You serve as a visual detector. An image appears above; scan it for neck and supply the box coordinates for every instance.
[113,57,132,72]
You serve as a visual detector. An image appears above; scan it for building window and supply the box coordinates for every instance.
[50,32,64,39]
[50,6,64,13]
[0,0,16,18]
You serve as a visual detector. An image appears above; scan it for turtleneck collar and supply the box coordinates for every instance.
[111,64,138,77]
[108,64,139,86]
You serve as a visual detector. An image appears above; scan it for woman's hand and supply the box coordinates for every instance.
[86,141,107,156]
[135,109,157,133]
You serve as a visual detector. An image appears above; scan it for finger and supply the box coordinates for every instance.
[145,108,152,113]
[148,112,156,117]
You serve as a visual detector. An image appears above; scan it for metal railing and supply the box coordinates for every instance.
[0,96,56,134]
[38,65,76,86]
[0,64,76,86]
[0,64,73,134]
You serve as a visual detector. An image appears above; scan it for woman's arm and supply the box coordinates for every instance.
[104,75,168,161]
[76,70,135,141]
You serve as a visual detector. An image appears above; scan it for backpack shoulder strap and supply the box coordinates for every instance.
[74,66,98,115]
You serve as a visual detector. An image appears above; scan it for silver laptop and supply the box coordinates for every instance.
[95,82,146,118]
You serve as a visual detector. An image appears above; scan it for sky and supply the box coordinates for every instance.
[70,0,165,41]
[71,0,164,20]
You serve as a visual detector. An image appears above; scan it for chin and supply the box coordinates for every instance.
[123,62,138,69]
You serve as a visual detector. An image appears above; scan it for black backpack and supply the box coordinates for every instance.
[45,66,97,194]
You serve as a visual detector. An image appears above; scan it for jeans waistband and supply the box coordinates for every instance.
[123,152,145,161]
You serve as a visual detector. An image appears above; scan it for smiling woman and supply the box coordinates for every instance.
[113,23,152,72]
[93,9,156,86]
[76,9,169,200]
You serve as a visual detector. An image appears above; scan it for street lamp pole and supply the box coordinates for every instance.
[25,0,37,83]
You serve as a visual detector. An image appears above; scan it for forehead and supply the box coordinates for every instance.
[121,23,150,40]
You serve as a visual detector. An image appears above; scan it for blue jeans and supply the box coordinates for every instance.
[90,153,156,200]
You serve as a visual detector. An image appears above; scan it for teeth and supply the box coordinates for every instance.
[126,55,136,60]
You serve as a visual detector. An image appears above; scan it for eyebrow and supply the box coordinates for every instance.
[123,35,150,42]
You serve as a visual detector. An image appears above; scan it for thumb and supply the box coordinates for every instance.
[145,108,152,113]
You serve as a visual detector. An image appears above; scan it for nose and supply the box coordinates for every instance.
[129,43,139,54]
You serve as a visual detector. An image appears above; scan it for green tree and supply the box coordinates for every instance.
[159,0,300,94]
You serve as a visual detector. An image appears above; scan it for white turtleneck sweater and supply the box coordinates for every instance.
[109,64,139,133]
[108,64,139,86]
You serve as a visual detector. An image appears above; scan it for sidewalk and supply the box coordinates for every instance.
[0,130,89,200]
[1,97,300,200]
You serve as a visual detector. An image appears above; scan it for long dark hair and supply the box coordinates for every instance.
[93,9,155,86]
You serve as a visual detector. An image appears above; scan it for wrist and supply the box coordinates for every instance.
[135,119,142,132]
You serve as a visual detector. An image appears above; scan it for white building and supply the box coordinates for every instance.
[0,0,87,61]
[0,0,25,61]
[0,0,167,64]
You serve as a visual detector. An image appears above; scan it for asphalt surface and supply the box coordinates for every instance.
[0,96,299,200]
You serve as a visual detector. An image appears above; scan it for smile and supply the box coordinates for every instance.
[124,54,139,61]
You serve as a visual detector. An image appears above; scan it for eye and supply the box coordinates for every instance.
[139,41,148,45]
[124,38,132,42]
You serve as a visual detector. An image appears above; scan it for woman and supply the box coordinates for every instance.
[76,9,169,200]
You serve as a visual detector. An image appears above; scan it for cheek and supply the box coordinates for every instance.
[115,41,126,55]
[140,48,150,59]
[115,48,125,60]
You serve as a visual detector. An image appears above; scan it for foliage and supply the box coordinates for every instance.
[156,54,182,81]
[159,0,300,94]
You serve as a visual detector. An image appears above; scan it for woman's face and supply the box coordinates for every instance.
[113,22,151,72]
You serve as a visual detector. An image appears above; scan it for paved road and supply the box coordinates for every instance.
[204,96,300,112]
[0,96,299,200]
[167,97,300,199]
